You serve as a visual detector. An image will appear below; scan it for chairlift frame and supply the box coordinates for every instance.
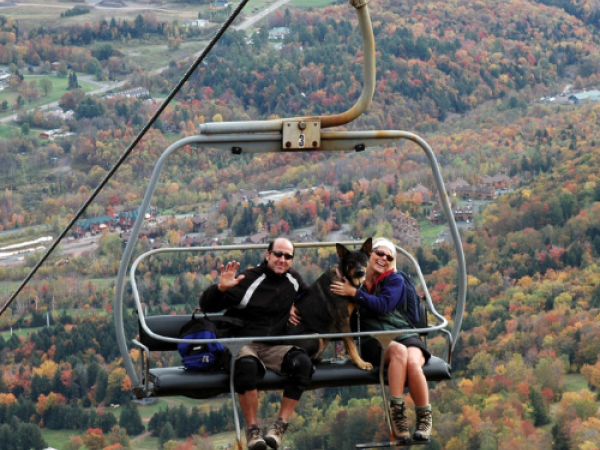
[114,0,467,448]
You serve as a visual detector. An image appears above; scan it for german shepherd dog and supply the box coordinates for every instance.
[286,238,373,370]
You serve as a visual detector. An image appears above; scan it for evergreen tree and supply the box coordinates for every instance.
[590,284,600,309]
[17,422,47,450]
[99,411,118,433]
[14,397,36,424]
[0,423,16,449]
[30,373,52,401]
[158,422,176,449]
[188,406,203,436]
[529,387,550,426]
[95,369,109,404]
[565,242,583,267]
[552,423,570,450]
[119,402,145,436]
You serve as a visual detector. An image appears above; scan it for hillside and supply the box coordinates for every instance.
[0,0,600,449]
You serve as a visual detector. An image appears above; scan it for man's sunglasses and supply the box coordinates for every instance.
[270,250,294,260]
[373,249,394,262]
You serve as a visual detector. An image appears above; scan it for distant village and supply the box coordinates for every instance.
[69,173,515,252]
[537,83,600,105]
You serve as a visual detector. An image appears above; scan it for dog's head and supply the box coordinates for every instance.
[335,238,372,287]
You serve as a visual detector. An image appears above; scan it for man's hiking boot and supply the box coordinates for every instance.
[413,408,433,441]
[389,401,410,442]
[245,424,267,450]
[264,417,288,449]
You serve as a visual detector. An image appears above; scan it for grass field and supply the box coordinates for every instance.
[0,122,20,138]
[0,74,101,120]
[563,373,589,392]
[0,1,201,29]
[42,429,85,449]
[40,396,235,449]
[0,325,44,340]
[420,223,446,246]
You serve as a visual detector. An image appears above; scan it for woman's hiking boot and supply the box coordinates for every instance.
[389,400,410,442]
[413,408,433,441]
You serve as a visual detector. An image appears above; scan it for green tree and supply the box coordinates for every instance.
[58,61,68,76]
[119,402,145,436]
[159,422,176,449]
[529,387,550,426]
[39,77,52,97]
[95,369,109,404]
[0,423,16,449]
[85,58,102,75]
[75,97,105,119]
[99,411,117,433]
[17,422,47,450]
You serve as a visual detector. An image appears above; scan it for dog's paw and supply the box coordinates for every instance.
[359,361,373,370]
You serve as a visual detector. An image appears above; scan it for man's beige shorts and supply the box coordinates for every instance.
[237,342,297,376]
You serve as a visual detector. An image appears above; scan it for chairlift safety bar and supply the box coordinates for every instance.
[130,242,450,349]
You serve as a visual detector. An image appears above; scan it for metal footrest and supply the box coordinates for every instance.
[356,439,431,448]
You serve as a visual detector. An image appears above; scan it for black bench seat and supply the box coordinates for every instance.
[138,315,451,399]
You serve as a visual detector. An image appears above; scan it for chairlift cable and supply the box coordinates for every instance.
[0,0,251,317]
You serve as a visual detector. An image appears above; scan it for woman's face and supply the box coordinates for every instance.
[369,246,393,275]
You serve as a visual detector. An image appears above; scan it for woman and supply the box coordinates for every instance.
[330,237,432,442]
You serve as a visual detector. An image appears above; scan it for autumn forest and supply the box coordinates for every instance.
[1,0,600,448]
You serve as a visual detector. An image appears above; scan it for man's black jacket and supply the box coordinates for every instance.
[200,261,308,338]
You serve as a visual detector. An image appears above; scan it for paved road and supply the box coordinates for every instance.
[233,0,293,30]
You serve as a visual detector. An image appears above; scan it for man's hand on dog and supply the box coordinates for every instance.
[330,278,357,298]
[217,261,245,292]
[288,304,301,326]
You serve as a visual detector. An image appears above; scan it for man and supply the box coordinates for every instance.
[200,238,312,450]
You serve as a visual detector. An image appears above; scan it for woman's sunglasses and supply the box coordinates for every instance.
[270,250,294,260]
[373,249,394,262]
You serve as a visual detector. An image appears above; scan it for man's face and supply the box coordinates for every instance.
[266,239,294,275]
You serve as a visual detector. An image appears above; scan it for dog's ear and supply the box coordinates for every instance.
[336,243,349,260]
[361,237,373,255]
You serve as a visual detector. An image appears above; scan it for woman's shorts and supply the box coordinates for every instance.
[360,336,431,367]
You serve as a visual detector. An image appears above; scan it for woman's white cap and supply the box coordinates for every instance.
[372,237,397,270]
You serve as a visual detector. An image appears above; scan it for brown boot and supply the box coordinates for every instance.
[245,424,266,450]
[264,417,288,449]
[413,408,433,441]
[389,401,410,442]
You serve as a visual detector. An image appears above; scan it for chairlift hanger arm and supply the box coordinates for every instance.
[198,0,375,136]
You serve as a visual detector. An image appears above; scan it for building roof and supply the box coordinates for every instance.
[569,90,600,101]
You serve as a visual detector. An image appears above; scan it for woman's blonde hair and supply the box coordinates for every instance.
[372,237,397,271]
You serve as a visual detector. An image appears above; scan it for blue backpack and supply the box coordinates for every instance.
[177,310,230,371]
[397,270,423,327]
